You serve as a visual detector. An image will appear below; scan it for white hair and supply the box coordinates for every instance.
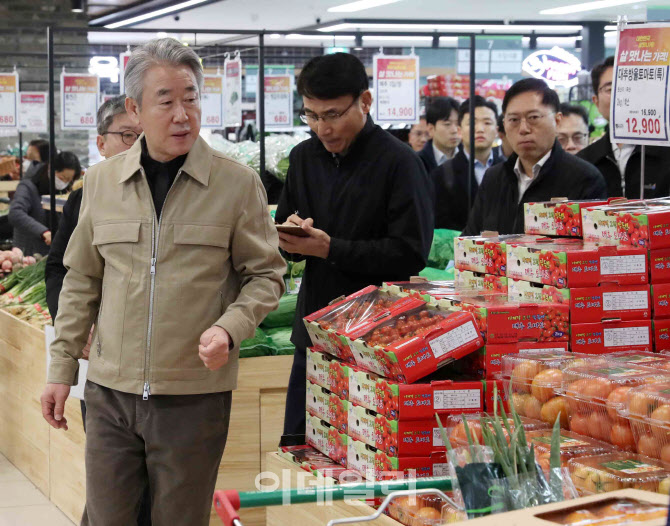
[124,38,203,107]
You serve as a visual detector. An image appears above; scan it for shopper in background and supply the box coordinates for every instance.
[24,138,49,179]
[9,151,80,256]
[417,96,461,172]
[463,78,606,236]
[41,38,285,526]
[557,103,590,155]
[277,52,433,443]
[44,95,150,526]
[497,114,514,158]
[578,56,670,199]
[432,96,503,231]
[408,116,429,152]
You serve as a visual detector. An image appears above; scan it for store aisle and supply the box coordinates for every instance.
[0,454,75,526]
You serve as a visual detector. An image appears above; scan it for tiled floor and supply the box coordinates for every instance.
[0,454,75,526]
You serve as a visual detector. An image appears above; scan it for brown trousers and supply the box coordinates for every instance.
[81,381,232,526]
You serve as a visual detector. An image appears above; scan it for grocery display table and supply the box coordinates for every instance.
[265,452,401,526]
[0,308,293,526]
[0,180,19,193]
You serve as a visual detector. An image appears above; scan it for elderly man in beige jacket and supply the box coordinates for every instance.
[41,38,285,526]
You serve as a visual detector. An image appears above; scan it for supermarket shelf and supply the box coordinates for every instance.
[0,180,19,193]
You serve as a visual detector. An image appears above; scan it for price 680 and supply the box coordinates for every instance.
[80,116,95,125]
[0,115,14,125]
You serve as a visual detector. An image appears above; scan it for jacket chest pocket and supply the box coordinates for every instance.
[172,224,231,273]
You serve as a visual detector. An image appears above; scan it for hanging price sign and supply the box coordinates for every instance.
[119,51,131,93]
[224,57,242,127]
[201,74,224,128]
[61,73,99,130]
[263,74,293,129]
[373,55,420,124]
[0,72,18,129]
[18,92,47,133]
[612,23,670,146]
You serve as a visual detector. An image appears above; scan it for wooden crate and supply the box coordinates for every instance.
[0,309,293,526]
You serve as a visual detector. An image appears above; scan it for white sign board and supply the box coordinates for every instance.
[19,91,47,133]
[262,74,293,129]
[373,55,420,124]
[201,74,224,128]
[0,72,19,129]
[119,52,131,94]
[61,73,99,130]
[224,57,242,127]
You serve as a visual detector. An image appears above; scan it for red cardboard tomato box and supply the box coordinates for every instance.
[483,379,511,412]
[440,293,570,344]
[305,413,349,466]
[652,283,670,319]
[524,199,609,237]
[484,342,570,379]
[506,241,648,289]
[650,248,670,284]
[454,270,508,293]
[571,320,653,354]
[454,234,542,275]
[347,439,448,481]
[306,348,353,399]
[507,279,571,304]
[306,381,349,434]
[303,285,416,363]
[570,284,651,323]
[654,319,670,352]
[347,303,484,383]
[348,370,483,420]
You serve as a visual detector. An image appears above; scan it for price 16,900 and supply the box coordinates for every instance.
[626,117,662,136]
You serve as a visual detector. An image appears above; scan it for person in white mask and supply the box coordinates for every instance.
[8,151,81,256]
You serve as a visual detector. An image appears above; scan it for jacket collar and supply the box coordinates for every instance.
[119,133,212,186]
[503,139,563,182]
[311,113,377,159]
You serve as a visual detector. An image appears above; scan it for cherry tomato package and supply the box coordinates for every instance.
[305,412,349,466]
[570,284,651,324]
[348,368,483,420]
[347,303,484,383]
[306,348,353,399]
[303,285,416,363]
[650,248,670,284]
[348,403,451,457]
[484,342,570,379]
[540,496,668,525]
[562,363,669,450]
[524,199,609,237]
[606,351,670,372]
[507,241,648,289]
[652,283,670,319]
[306,381,349,434]
[568,452,670,495]
[454,234,542,275]
[571,320,653,354]
[655,319,670,352]
[346,439,449,481]
[454,270,508,294]
[441,293,570,344]
[382,280,457,302]
[622,381,670,463]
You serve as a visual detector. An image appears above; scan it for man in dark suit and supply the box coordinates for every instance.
[431,96,503,230]
[417,97,461,173]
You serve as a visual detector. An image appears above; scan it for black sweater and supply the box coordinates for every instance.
[462,141,607,236]
[276,115,434,349]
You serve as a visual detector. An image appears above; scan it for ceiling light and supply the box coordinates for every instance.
[363,35,433,41]
[318,22,582,33]
[539,0,647,16]
[269,33,281,39]
[285,34,355,40]
[105,0,210,28]
[157,32,168,38]
[604,30,617,37]
[71,0,84,12]
[328,0,403,13]
[605,25,618,30]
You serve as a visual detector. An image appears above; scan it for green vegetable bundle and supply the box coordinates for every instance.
[265,327,295,355]
[261,294,297,329]
[239,328,276,358]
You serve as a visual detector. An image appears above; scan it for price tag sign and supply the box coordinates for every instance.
[224,57,242,127]
[119,51,131,93]
[18,91,47,133]
[0,72,18,129]
[61,73,99,129]
[263,74,293,129]
[201,74,224,128]
[373,55,420,124]
[612,23,670,146]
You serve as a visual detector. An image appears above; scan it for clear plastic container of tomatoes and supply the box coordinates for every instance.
[567,452,670,496]
[562,363,670,451]
[387,493,465,526]
[445,413,549,448]
[606,351,670,373]
[501,351,600,428]
[539,497,668,525]
[621,381,670,463]
[526,429,615,475]
[383,280,457,302]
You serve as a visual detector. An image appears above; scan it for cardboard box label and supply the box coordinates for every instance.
[604,326,650,347]
[602,290,649,311]
[433,388,481,410]
[429,321,480,359]
[601,254,646,275]
[433,463,449,477]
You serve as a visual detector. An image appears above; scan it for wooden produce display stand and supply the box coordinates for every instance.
[0,308,293,526]
[0,180,19,194]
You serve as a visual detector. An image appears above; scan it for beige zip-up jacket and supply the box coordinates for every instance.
[47,135,286,395]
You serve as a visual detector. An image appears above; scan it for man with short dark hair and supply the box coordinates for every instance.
[431,96,503,231]
[276,53,433,442]
[557,103,590,155]
[408,117,429,152]
[417,97,461,172]
[497,114,513,158]
[463,78,606,235]
[578,56,670,198]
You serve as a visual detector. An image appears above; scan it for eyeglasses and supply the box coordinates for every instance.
[300,96,359,125]
[103,130,140,146]
[558,133,589,147]
[598,83,613,95]
[504,112,554,130]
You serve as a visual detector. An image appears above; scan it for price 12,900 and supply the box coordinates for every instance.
[626,117,662,135]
